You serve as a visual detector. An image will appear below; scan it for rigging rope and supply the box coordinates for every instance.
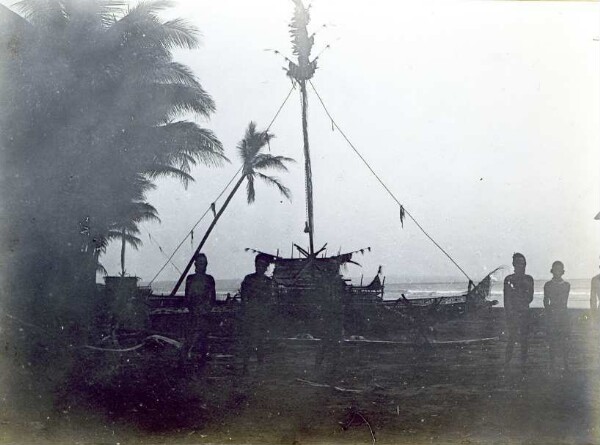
[145,230,182,275]
[147,84,296,286]
[266,83,296,132]
[308,80,473,283]
[147,167,242,286]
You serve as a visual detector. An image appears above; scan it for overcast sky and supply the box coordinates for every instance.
[17,0,599,283]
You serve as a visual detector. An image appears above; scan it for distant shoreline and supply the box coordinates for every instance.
[143,277,594,287]
[139,278,594,310]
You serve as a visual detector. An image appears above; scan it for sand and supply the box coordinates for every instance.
[1,307,600,444]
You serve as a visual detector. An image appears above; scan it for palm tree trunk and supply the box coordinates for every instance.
[169,174,246,297]
[120,228,126,277]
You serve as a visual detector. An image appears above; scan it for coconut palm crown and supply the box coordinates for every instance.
[238,121,293,204]
[169,122,294,296]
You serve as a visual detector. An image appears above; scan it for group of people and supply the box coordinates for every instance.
[183,249,600,374]
[182,252,278,373]
[182,252,343,373]
[504,252,600,372]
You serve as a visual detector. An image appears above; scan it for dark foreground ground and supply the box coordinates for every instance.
[2,308,600,444]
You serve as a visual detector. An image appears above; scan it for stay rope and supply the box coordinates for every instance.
[308,80,472,283]
[147,168,241,286]
[145,229,182,275]
[147,84,296,286]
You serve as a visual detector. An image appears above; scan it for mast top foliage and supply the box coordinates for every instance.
[287,0,316,82]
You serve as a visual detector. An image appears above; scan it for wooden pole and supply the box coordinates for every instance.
[300,79,315,255]
[169,175,246,297]
[120,228,126,277]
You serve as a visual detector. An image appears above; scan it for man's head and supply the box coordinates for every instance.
[551,260,565,278]
[255,253,272,274]
[512,252,526,275]
[194,253,208,274]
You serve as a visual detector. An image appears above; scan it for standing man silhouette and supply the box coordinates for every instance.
[240,253,274,374]
[183,253,216,364]
[543,261,571,371]
[504,252,534,369]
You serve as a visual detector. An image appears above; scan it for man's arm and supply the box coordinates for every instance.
[208,276,216,304]
[543,282,550,310]
[526,276,534,305]
[184,275,196,314]
[240,276,249,304]
[184,275,192,300]
[503,277,512,313]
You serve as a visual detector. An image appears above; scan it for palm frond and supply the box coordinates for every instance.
[253,154,295,172]
[124,201,160,224]
[146,61,201,88]
[145,164,195,187]
[165,152,196,171]
[125,234,142,250]
[111,175,156,205]
[153,121,226,166]
[237,121,273,167]
[126,0,174,18]
[116,83,215,121]
[63,0,126,28]
[108,221,141,234]
[236,138,249,168]
[115,5,198,51]
[14,0,66,25]
[89,233,109,253]
[133,174,158,193]
[106,230,143,250]
[256,172,292,201]
[160,18,199,50]
[156,83,216,118]
[96,261,108,276]
[95,0,127,26]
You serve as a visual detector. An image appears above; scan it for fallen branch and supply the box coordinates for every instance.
[83,344,145,353]
[339,408,376,444]
[276,336,499,345]
[83,334,182,352]
[296,378,362,393]
[354,411,376,445]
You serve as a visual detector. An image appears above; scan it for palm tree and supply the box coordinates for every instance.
[0,0,226,333]
[106,201,161,277]
[169,122,294,296]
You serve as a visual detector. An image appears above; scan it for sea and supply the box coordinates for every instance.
[148,278,593,309]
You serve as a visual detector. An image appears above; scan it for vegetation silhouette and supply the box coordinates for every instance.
[170,122,294,297]
[0,0,224,409]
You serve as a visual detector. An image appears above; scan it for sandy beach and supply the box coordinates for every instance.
[1,307,600,444]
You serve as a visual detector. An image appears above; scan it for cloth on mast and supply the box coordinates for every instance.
[399,205,405,228]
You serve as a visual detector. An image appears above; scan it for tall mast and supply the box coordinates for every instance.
[299,79,314,255]
[288,0,317,255]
